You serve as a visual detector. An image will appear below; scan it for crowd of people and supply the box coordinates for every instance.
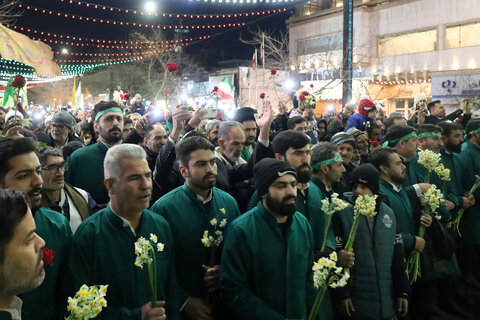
[0,92,479,320]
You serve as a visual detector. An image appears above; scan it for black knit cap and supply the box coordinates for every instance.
[331,132,356,148]
[254,158,297,197]
[351,163,379,195]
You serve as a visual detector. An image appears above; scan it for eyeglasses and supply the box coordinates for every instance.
[43,163,65,174]
[52,123,68,130]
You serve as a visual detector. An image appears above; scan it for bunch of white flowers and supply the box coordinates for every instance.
[67,285,108,320]
[312,252,350,289]
[434,163,451,182]
[321,193,349,216]
[354,194,378,217]
[418,149,441,173]
[134,234,165,269]
[422,184,444,215]
[201,208,227,248]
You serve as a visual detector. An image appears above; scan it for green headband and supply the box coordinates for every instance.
[465,127,480,138]
[418,131,441,138]
[94,107,124,122]
[311,154,342,171]
[382,131,417,147]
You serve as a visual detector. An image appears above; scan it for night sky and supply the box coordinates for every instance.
[11,0,296,69]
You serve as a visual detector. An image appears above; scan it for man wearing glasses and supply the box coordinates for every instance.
[38,146,97,233]
[47,110,83,149]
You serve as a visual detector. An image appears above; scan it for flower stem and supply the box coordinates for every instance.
[307,286,326,320]
[320,214,333,252]
[345,214,361,252]
[148,247,157,308]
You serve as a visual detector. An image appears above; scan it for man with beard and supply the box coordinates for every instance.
[151,136,240,320]
[204,120,221,146]
[221,158,315,320]
[38,147,96,233]
[233,107,258,162]
[437,121,475,212]
[0,137,71,320]
[66,101,124,206]
[333,164,410,320]
[331,132,357,195]
[68,144,179,319]
[0,189,46,320]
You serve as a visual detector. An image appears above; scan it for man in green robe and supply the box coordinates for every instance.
[68,144,179,319]
[233,107,257,162]
[0,190,46,320]
[151,136,240,320]
[0,137,72,320]
[221,158,315,320]
[455,119,480,288]
[333,164,410,320]
[66,101,124,206]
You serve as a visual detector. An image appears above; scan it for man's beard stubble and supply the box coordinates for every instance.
[265,193,297,217]
[296,164,312,184]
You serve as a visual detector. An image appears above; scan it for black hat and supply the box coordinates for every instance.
[331,132,356,148]
[351,163,379,195]
[51,110,74,128]
[254,158,297,197]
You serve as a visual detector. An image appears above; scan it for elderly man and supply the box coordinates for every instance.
[46,110,83,149]
[233,107,258,162]
[205,120,221,146]
[221,158,315,320]
[66,101,124,206]
[69,144,179,319]
[0,189,46,320]
[151,136,240,320]
[38,147,96,233]
[0,137,71,320]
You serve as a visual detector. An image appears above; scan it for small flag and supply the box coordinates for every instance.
[260,34,265,66]
[216,77,235,100]
[251,49,257,70]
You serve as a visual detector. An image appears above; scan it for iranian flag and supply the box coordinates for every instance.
[216,77,235,100]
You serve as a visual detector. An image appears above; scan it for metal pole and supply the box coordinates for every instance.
[342,0,354,109]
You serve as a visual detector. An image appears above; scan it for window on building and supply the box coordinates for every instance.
[446,21,480,49]
[297,33,342,56]
[378,29,437,57]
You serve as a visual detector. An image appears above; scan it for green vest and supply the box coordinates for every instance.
[65,141,109,205]
[150,184,240,308]
[68,206,180,319]
[455,141,480,244]
[336,194,397,320]
[220,201,315,320]
[440,150,463,209]
[20,208,72,320]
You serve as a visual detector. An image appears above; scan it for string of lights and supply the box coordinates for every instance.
[3,25,211,46]
[56,0,287,19]
[54,47,188,57]
[1,57,146,77]
[17,4,248,29]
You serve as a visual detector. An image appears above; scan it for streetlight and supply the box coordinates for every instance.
[145,2,156,12]
[61,48,68,55]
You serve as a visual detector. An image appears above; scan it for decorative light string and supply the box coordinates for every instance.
[56,0,287,19]
[17,4,248,29]
[54,47,186,57]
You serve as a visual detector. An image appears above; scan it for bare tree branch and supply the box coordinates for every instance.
[0,0,22,25]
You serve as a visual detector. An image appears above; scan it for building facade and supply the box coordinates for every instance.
[288,0,480,116]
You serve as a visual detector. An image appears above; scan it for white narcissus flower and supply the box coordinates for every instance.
[354,194,378,217]
[418,149,441,172]
[67,284,108,320]
[134,236,164,269]
[219,219,227,228]
[423,184,444,213]
[311,252,349,290]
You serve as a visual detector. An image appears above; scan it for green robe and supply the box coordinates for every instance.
[403,151,451,222]
[379,179,419,253]
[440,150,464,211]
[455,141,480,244]
[220,201,315,320]
[150,184,240,308]
[65,141,109,205]
[20,208,72,320]
[68,205,180,319]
